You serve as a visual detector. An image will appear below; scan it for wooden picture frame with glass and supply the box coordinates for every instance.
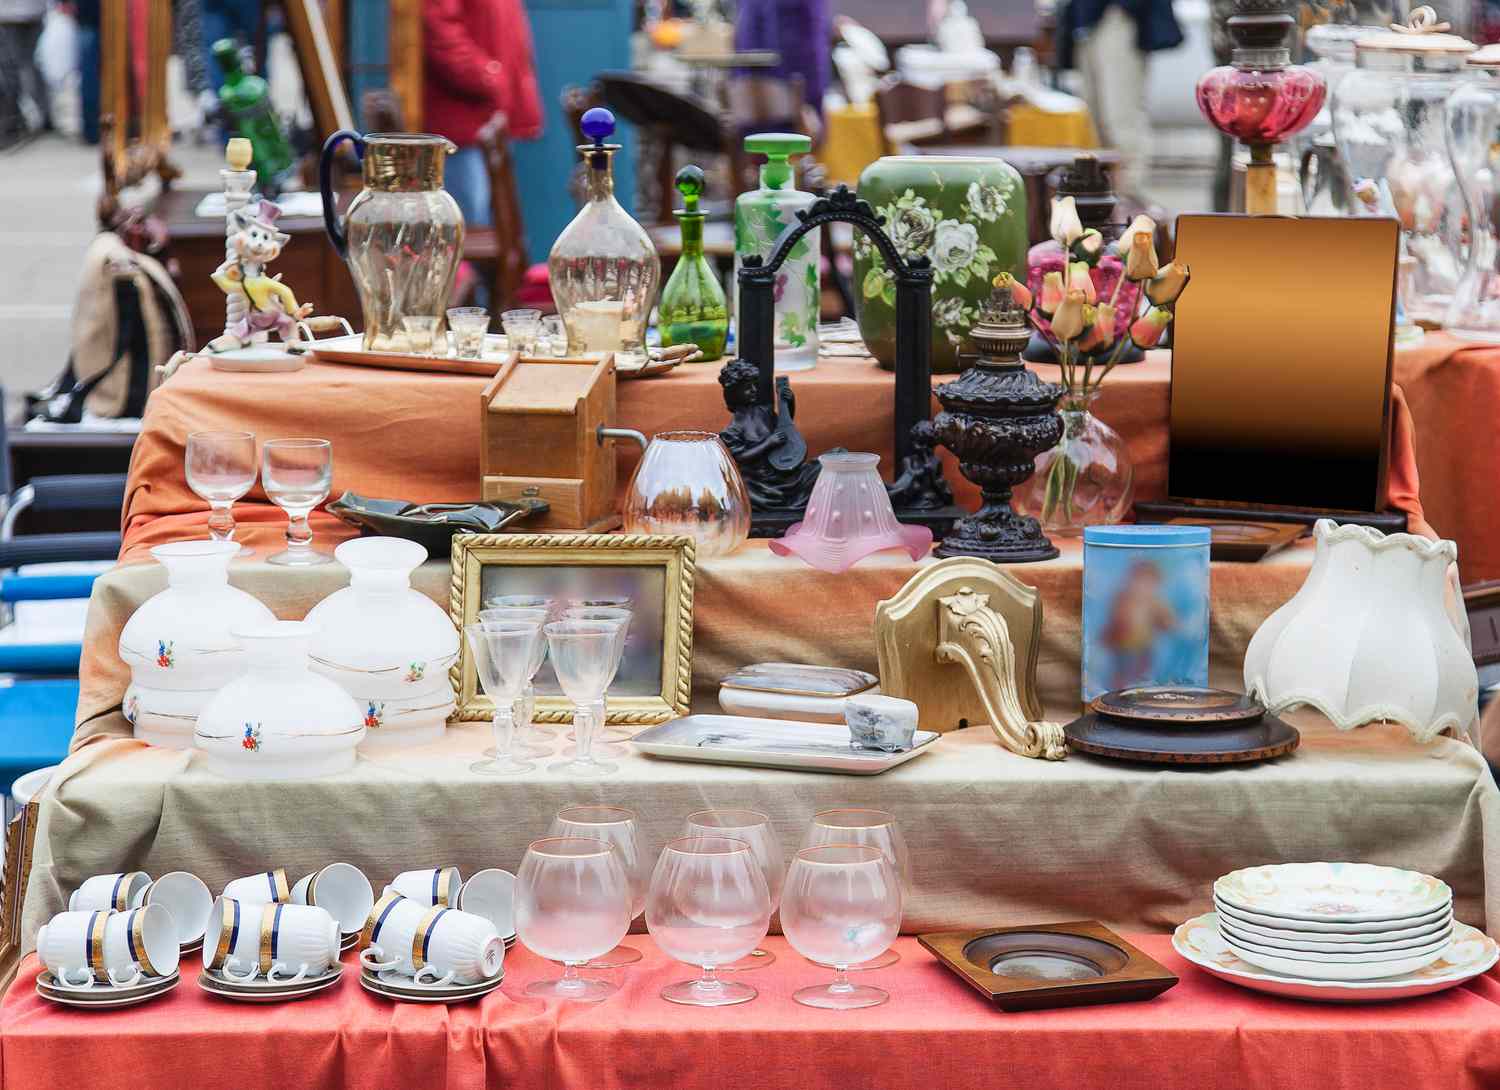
[449,534,695,725]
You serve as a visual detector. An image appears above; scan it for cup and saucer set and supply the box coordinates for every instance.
[358,867,516,1004]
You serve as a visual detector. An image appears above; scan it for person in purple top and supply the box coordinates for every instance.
[733,0,833,116]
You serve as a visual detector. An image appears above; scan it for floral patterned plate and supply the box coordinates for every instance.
[1214,862,1452,923]
[1173,914,1497,1003]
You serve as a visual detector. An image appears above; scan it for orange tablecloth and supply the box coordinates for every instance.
[119,354,1428,562]
[6,937,1500,1090]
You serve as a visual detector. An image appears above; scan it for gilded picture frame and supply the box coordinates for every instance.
[449,534,695,725]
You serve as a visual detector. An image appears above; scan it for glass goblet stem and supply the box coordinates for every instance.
[207,502,237,542]
[285,509,313,553]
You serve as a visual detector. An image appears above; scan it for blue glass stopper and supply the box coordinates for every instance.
[580,107,616,147]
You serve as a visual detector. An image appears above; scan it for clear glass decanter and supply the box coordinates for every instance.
[548,108,661,368]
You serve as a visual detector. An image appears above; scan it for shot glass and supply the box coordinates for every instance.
[501,309,543,356]
[447,307,490,359]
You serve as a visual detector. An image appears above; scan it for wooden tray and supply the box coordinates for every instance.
[918,921,1178,1011]
[1162,518,1308,562]
[1064,708,1299,764]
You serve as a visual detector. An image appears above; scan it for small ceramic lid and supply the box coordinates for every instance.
[1355,7,1474,55]
[719,662,878,698]
[1091,686,1265,726]
[1467,43,1500,67]
[1082,524,1211,547]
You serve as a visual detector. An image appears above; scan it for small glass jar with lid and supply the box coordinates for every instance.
[1443,44,1500,339]
[1332,8,1475,333]
[1296,23,1379,214]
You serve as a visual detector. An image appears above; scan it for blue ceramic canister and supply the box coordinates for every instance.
[1081,525,1211,702]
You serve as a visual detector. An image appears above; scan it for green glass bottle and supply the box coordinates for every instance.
[658,165,728,360]
[211,38,295,191]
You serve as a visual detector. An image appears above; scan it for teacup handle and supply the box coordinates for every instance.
[360,946,401,972]
[414,965,456,987]
[268,961,309,985]
[222,957,260,983]
[108,963,144,988]
[55,966,96,990]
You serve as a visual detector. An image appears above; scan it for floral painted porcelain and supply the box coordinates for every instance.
[1244,520,1478,742]
[194,620,365,780]
[1213,862,1452,923]
[853,156,1027,373]
[305,537,458,749]
[1173,913,1497,1003]
[118,540,275,748]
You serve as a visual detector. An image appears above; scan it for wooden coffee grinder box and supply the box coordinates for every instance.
[480,354,622,532]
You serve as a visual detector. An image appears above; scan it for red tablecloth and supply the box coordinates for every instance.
[5,936,1500,1090]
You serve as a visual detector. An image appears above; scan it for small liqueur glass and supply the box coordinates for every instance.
[561,605,633,749]
[478,606,553,757]
[781,844,902,1009]
[185,430,256,556]
[541,314,566,355]
[646,836,771,1007]
[516,837,632,1002]
[549,804,648,968]
[683,809,783,969]
[464,621,543,775]
[262,438,332,566]
[446,307,490,358]
[545,621,623,777]
[501,309,543,355]
[800,808,910,970]
[400,315,442,355]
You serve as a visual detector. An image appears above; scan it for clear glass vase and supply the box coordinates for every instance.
[1012,393,1133,535]
[622,431,751,557]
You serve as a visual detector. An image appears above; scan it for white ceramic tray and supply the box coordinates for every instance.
[1173,913,1497,1003]
[630,714,939,775]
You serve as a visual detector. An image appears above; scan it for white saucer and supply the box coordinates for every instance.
[341,931,359,952]
[360,968,502,1003]
[200,963,343,994]
[37,971,179,1009]
[207,346,305,373]
[198,966,343,1003]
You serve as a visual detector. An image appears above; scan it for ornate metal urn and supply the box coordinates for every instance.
[932,292,1063,562]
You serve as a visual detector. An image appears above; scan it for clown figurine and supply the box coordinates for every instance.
[207,199,315,351]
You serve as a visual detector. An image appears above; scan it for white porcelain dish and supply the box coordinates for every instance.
[717,663,879,724]
[199,963,344,994]
[359,967,502,1003]
[1216,912,1453,952]
[36,969,179,1001]
[1221,929,1452,977]
[1212,894,1452,934]
[1214,862,1452,923]
[37,972,179,1009]
[631,714,940,775]
[198,970,342,1003]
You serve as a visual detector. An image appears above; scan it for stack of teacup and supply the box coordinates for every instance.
[1213,862,1455,981]
[359,867,513,1003]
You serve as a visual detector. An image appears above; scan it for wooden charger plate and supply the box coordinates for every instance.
[1091,686,1265,726]
[1064,709,1299,764]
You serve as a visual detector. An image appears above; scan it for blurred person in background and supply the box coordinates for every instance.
[0,0,52,147]
[734,0,832,116]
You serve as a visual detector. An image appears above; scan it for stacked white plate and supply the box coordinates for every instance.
[198,964,344,1003]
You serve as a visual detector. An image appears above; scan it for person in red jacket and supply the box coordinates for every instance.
[423,0,543,234]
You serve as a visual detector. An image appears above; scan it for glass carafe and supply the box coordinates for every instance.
[319,131,465,352]
[548,108,661,368]
[1444,45,1500,338]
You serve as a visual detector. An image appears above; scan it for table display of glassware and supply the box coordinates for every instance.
[1332,9,1475,331]
[800,808,909,970]
[621,431,750,558]
[547,108,659,367]
[646,836,772,1007]
[185,430,256,556]
[119,540,275,748]
[515,837,633,1002]
[1443,43,1500,339]
[463,621,544,774]
[305,537,459,748]
[659,165,728,360]
[477,605,553,758]
[262,438,333,566]
[780,844,902,1009]
[734,133,819,371]
[548,805,647,968]
[683,809,783,969]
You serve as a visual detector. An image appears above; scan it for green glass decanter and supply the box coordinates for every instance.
[211,38,294,192]
[658,165,728,359]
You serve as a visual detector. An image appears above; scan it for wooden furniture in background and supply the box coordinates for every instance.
[282,0,356,141]
[873,75,994,155]
[386,0,425,129]
[97,0,178,226]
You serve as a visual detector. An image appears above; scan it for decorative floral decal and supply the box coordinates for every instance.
[965,180,1008,223]
[242,723,262,752]
[404,662,426,684]
[156,640,175,669]
[124,693,139,725]
[364,701,384,730]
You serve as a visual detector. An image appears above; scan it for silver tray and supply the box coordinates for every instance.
[630,714,940,775]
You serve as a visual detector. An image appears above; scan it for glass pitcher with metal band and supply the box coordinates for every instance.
[319,131,464,351]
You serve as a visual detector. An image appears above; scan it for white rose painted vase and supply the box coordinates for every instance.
[853,156,1028,373]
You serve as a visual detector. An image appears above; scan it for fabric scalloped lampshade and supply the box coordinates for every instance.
[769,452,932,573]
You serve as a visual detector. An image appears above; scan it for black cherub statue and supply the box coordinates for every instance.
[718,358,822,519]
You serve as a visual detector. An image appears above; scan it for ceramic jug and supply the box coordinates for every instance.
[319,130,464,352]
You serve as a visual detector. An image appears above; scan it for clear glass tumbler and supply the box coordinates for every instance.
[516,837,632,1003]
[185,430,256,556]
[501,308,543,355]
[683,810,783,970]
[446,306,490,358]
[780,844,902,1010]
[549,804,647,968]
[800,808,910,970]
[261,438,332,567]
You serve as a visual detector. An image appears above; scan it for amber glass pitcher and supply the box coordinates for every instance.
[320,130,465,351]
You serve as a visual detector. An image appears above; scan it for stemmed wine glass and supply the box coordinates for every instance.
[482,594,556,737]
[549,805,647,968]
[261,438,332,566]
[185,430,256,556]
[478,606,552,758]
[562,604,633,751]
[683,809,783,969]
[464,621,543,774]
[780,844,902,1010]
[515,837,632,1003]
[545,620,624,776]
[801,808,910,970]
[646,836,771,1007]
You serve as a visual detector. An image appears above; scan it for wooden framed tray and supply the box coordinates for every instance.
[918,921,1178,1011]
[630,714,939,775]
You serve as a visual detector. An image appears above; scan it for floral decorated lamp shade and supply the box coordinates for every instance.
[853,156,1028,373]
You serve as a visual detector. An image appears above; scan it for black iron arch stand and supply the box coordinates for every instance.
[720,187,965,537]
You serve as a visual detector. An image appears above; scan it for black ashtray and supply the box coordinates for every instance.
[328,491,548,559]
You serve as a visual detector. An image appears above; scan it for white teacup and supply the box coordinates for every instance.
[103,904,180,985]
[457,869,516,938]
[221,868,292,905]
[69,871,150,913]
[385,867,462,907]
[409,907,504,985]
[204,898,339,983]
[37,909,114,989]
[359,892,430,976]
[134,871,213,947]
[292,863,374,935]
[845,693,919,752]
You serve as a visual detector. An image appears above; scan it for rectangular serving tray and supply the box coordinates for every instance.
[304,332,510,376]
[629,714,939,775]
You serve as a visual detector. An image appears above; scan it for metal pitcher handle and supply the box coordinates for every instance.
[320,129,365,260]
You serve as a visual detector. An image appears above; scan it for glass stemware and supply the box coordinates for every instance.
[800,808,910,970]
[261,438,333,567]
[562,605,633,749]
[683,809,783,970]
[549,804,648,968]
[463,621,543,775]
[186,430,257,556]
[646,836,771,1007]
[515,837,632,1002]
[546,620,624,776]
[478,606,553,757]
[780,844,902,1010]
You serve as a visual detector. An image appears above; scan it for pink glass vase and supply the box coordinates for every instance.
[769,453,932,573]
[1195,65,1326,147]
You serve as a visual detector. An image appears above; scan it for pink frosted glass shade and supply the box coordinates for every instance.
[1195,65,1326,145]
[769,453,932,573]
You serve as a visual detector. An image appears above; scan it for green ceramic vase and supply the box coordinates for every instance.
[853,156,1028,373]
